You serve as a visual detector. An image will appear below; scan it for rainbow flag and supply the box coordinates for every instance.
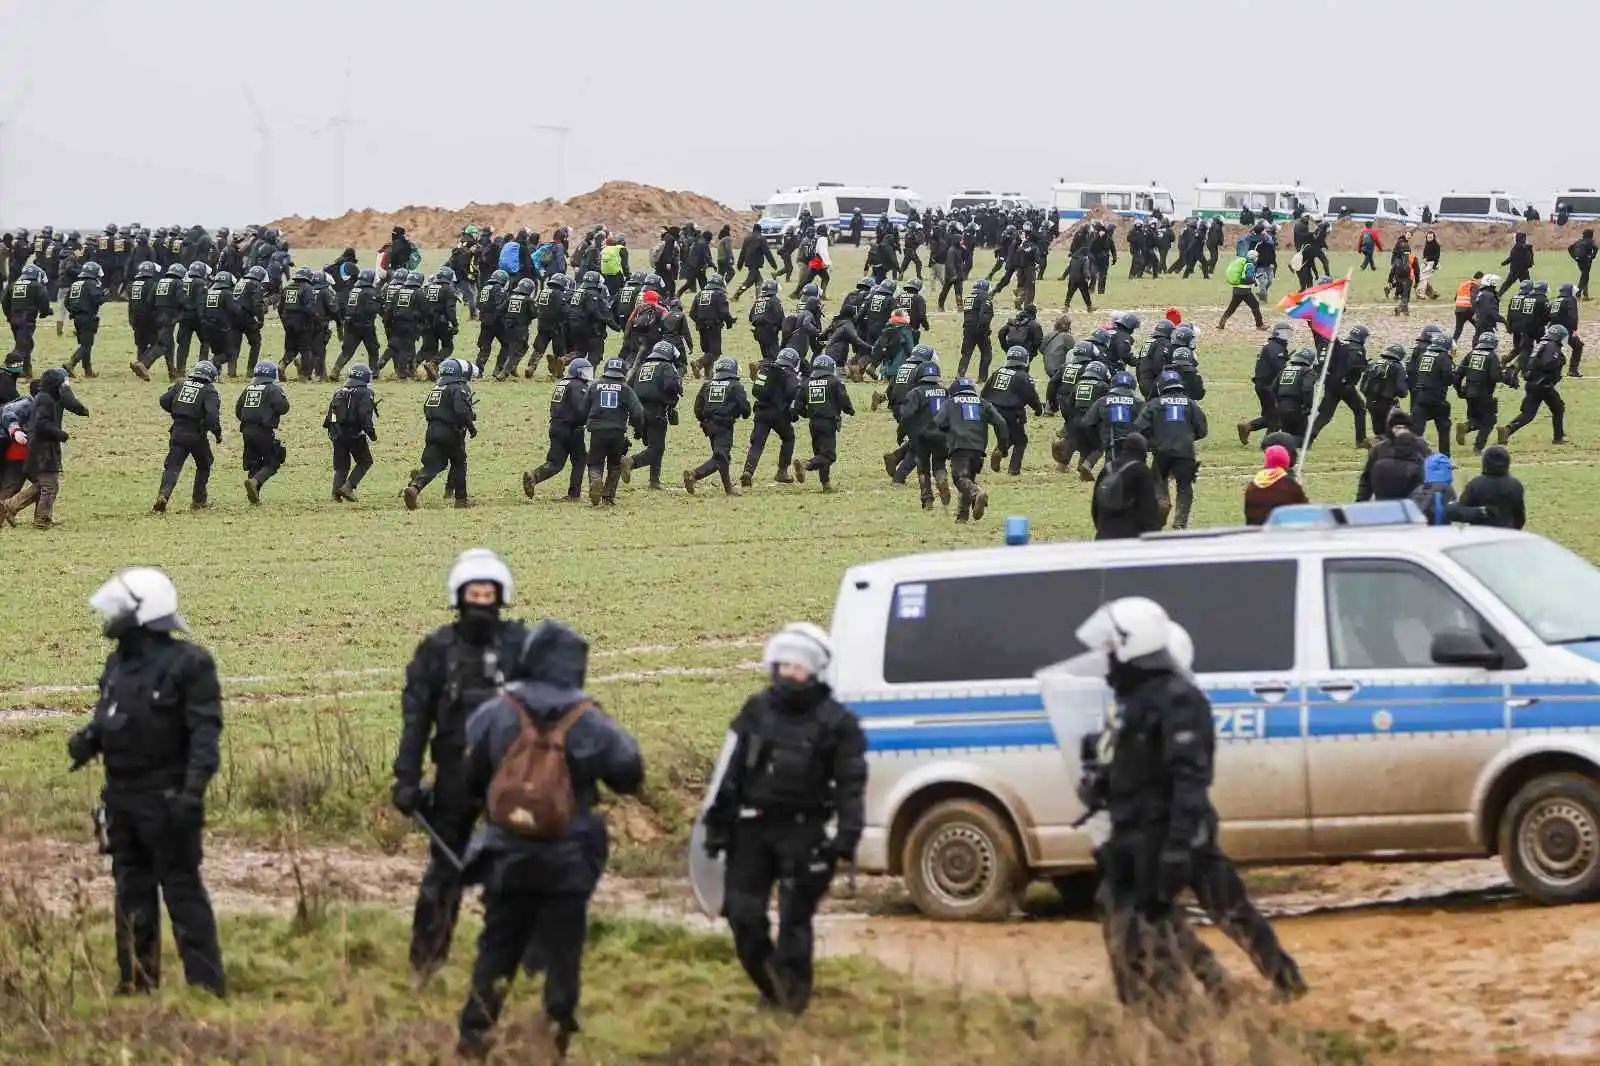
[1276,278,1349,339]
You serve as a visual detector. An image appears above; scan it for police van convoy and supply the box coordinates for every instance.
[1050,183,1176,222]
[1192,182,1321,221]
[945,190,1033,213]
[827,507,1600,920]
[1434,192,1529,224]
[1326,190,1415,223]
[757,184,923,240]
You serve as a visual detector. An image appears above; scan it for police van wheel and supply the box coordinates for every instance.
[902,799,1021,922]
[1499,773,1600,904]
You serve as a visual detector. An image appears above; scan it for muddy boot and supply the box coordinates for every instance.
[739,471,753,488]
[454,497,475,509]
[871,391,885,412]
[1051,437,1066,466]
[791,458,806,483]
[619,455,633,484]
[190,499,212,511]
[56,319,64,337]
[1236,420,1251,446]
[129,360,150,381]
[1454,421,1469,447]
[402,483,421,510]
[935,474,951,506]
[244,477,260,505]
[774,471,794,484]
[85,368,98,379]
[1077,460,1095,483]
[522,471,539,498]
[339,484,359,502]
[152,493,169,514]
[1496,426,1510,446]
[588,476,603,506]
[918,473,934,510]
[882,451,897,478]
[973,490,989,520]
[989,448,1003,472]
[683,469,697,495]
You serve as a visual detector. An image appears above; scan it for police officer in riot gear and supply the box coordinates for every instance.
[742,346,801,486]
[628,340,684,489]
[200,271,243,379]
[982,346,1043,476]
[529,273,572,379]
[3,261,52,378]
[748,279,785,363]
[935,375,1010,522]
[237,265,269,373]
[1075,608,1305,1007]
[236,361,290,504]
[154,360,223,512]
[404,359,478,509]
[1237,323,1292,444]
[585,357,645,505]
[1309,324,1370,449]
[69,567,226,997]
[1135,370,1209,529]
[392,549,535,976]
[1500,324,1571,446]
[1411,332,1457,456]
[705,623,866,1013]
[791,354,854,491]
[334,270,382,380]
[64,260,109,378]
[1454,332,1505,454]
[524,357,592,501]
[279,267,319,380]
[957,279,996,379]
[324,364,378,502]
[684,356,751,495]
[1272,348,1317,441]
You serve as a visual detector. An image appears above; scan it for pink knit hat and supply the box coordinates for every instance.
[1264,445,1291,471]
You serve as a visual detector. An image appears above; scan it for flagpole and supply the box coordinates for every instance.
[1294,269,1354,482]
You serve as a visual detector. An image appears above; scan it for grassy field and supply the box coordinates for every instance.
[0,243,1589,1063]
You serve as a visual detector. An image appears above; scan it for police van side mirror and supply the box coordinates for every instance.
[1431,629,1502,669]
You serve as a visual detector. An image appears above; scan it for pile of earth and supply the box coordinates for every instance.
[272,181,757,250]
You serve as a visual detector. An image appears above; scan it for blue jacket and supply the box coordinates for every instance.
[461,679,644,894]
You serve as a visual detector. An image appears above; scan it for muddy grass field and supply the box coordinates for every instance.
[2,244,1598,1063]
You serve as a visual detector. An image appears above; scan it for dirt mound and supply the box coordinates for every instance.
[272,181,757,250]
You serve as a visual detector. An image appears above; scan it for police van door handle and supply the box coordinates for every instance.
[1251,683,1290,702]
[1319,681,1360,702]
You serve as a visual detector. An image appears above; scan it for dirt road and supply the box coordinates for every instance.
[9,838,1595,1060]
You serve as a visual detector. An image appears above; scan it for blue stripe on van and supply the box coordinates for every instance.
[1306,702,1506,738]
[867,720,1057,753]
[1511,699,1600,730]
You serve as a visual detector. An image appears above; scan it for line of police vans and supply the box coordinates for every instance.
[825,503,1600,920]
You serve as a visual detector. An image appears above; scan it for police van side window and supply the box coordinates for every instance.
[1324,560,1503,670]
[883,561,1297,684]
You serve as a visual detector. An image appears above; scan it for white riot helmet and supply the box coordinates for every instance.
[446,548,514,608]
[1074,597,1172,664]
[1167,621,1195,673]
[762,622,834,678]
[89,567,187,636]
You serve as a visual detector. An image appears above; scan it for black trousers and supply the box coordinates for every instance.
[1453,309,1474,341]
[410,772,478,972]
[414,430,470,499]
[1063,278,1093,310]
[998,408,1027,473]
[587,430,629,501]
[379,327,418,379]
[459,882,588,1046]
[241,425,283,486]
[331,434,373,495]
[1151,454,1197,529]
[8,319,37,376]
[282,323,316,376]
[1246,386,1280,433]
[474,320,501,373]
[937,275,964,311]
[533,424,587,498]
[176,318,207,371]
[201,324,239,376]
[912,436,949,506]
[1310,381,1369,445]
[1462,394,1499,452]
[532,319,568,361]
[752,327,780,363]
[159,433,214,503]
[950,448,984,518]
[743,415,795,478]
[67,316,98,374]
[1412,398,1453,456]
[1504,385,1566,441]
[723,818,833,1012]
[957,329,993,379]
[1220,289,1264,328]
[630,412,671,486]
[496,329,529,378]
[697,324,724,358]
[241,321,263,371]
[802,418,839,486]
[334,323,380,377]
[689,422,736,491]
[103,790,225,995]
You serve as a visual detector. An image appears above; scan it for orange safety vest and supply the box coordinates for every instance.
[1455,279,1477,309]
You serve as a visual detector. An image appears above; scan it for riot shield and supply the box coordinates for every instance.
[687,732,739,917]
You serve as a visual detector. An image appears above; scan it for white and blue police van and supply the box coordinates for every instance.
[1435,192,1528,224]
[757,184,923,241]
[1051,182,1175,222]
[945,190,1033,213]
[1554,189,1600,221]
[1326,190,1416,223]
[828,503,1600,920]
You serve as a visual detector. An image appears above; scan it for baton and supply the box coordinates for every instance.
[412,811,465,872]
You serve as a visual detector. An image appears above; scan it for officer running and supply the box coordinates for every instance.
[684,356,751,496]
[403,359,478,510]
[236,361,289,504]
[154,360,223,513]
[523,358,593,501]
[324,364,378,502]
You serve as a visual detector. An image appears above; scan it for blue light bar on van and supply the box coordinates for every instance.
[1264,500,1426,529]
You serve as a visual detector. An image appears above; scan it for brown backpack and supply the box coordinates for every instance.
[486,696,592,840]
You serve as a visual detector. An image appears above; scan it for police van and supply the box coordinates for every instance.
[758,184,923,241]
[828,505,1600,920]
[1192,182,1320,221]
[1435,192,1527,224]
[946,190,1033,213]
[1051,182,1176,222]
[1554,189,1600,221]
[1326,190,1415,223]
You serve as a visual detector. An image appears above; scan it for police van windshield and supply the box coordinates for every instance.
[1439,196,1491,215]
[1558,195,1600,214]
[1329,196,1379,216]
[761,203,801,219]
[1448,540,1600,645]
[837,197,890,215]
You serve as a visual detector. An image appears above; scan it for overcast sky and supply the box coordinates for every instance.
[1,0,1594,228]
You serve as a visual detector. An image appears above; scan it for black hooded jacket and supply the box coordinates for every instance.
[1458,446,1525,529]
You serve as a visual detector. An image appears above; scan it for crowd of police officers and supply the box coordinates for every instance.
[0,208,1586,529]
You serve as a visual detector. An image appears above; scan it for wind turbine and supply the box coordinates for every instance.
[241,85,272,222]
[0,80,32,230]
[531,123,572,202]
[320,67,357,217]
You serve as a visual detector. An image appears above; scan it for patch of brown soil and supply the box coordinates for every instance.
[272,181,757,251]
